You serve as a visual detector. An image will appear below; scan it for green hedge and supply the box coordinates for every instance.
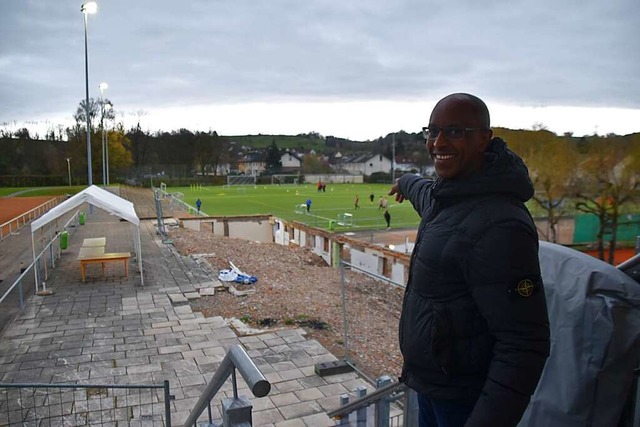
[0,175,66,187]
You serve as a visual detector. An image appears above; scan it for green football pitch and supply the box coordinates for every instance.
[168,183,422,231]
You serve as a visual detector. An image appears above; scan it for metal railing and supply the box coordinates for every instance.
[0,195,64,241]
[155,186,207,217]
[183,344,271,427]
[0,381,172,426]
[328,376,418,427]
[0,211,80,334]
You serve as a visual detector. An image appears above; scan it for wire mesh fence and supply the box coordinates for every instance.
[0,382,172,427]
[338,261,405,382]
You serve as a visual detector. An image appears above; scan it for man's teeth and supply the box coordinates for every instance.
[435,154,454,160]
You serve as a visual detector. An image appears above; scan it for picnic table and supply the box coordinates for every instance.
[77,237,130,283]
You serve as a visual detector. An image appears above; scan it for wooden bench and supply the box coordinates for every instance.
[78,252,131,283]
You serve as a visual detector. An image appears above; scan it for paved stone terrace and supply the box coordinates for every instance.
[0,188,387,426]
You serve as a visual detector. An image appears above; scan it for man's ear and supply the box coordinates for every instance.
[478,129,493,151]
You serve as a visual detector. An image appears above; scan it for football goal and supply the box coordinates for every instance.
[226,175,257,188]
[337,213,354,227]
[271,174,300,185]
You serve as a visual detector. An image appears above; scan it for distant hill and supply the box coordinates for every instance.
[227,131,419,155]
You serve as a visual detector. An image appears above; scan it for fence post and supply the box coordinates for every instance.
[18,280,24,310]
[163,380,172,427]
[49,243,55,269]
[338,394,350,426]
[374,376,392,427]
[356,386,367,425]
[340,261,350,363]
[404,387,419,427]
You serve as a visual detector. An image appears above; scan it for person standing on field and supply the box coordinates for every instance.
[354,194,360,209]
[388,93,550,427]
[196,198,202,213]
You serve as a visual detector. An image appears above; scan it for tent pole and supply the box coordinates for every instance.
[31,231,39,293]
[137,226,144,287]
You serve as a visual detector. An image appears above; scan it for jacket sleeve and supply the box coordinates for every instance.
[397,174,434,216]
[463,218,550,427]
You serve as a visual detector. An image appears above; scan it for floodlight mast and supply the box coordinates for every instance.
[81,1,97,194]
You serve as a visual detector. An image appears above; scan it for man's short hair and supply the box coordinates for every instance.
[438,93,491,129]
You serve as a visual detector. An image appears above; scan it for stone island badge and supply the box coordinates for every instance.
[516,279,535,297]
[509,277,540,298]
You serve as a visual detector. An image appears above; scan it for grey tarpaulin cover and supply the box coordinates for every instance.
[518,242,640,426]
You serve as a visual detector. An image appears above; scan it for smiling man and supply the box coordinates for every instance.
[389,93,550,427]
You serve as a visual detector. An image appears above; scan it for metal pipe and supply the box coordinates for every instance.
[328,381,405,418]
[182,344,270,427]
[101,100,105,185]
[163,380,172,427]
[340,262,350,362]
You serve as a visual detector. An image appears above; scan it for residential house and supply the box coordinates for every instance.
[332,153,392,176]
[280,151,302,173]
[237,152,266,176]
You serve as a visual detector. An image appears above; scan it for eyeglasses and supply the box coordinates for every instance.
[421,126,486,140]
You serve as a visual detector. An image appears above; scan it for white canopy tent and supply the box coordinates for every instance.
[30,185,144,287]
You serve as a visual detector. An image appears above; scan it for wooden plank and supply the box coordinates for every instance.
[81,252,130,261]
[82,237,106,247]
[78,246,105,259]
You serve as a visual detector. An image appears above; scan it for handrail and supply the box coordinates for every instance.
[0,195,64,241]
[617,252,640,272]
[183,344,271,426]
[0,259,32,306]
[327,381,405,419]
[0,210,80,305]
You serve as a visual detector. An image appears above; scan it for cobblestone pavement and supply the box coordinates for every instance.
[0,186,397,426]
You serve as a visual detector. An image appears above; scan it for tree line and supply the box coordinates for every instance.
[1,100,639,262]
[496,127,640,262]
[0,99,434,184]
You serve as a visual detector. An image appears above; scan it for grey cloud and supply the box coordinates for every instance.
[1,0,639,127]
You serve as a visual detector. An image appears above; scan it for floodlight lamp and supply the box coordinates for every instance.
[81,2,97,14]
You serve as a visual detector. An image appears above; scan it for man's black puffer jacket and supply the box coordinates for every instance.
[398,137,550,427]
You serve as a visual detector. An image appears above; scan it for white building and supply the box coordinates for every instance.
[280,151,302,173]
[332,154,393,176]
[238,152,266,176]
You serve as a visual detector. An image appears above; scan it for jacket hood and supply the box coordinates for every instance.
[434,137,534,202]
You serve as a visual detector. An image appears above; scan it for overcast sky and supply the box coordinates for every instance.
[1,0,639,140]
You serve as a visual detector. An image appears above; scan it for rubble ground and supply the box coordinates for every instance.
[170,227,404,381]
